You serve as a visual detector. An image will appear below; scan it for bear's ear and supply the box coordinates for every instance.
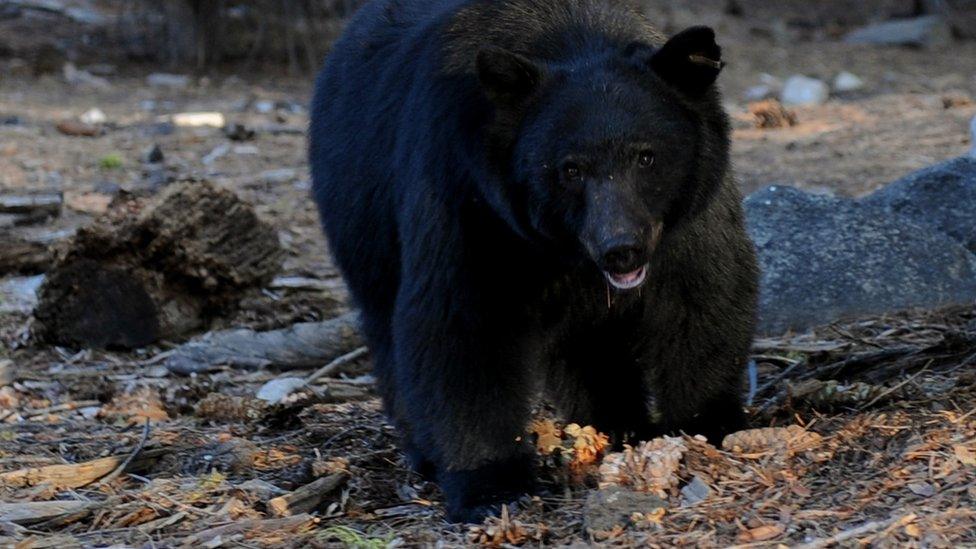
[629,26,724,96]
[476,46,543,104]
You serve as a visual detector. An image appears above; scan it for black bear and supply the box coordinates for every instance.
[310,0,758,523]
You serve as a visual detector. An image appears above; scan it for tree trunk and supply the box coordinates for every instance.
[33,181,283,349]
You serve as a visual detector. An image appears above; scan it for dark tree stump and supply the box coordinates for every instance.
[33,181,284,348]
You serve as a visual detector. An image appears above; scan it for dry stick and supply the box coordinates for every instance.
[793,514,912,549]
[858,362,931,410]
[22,400,101,418]
[267,472,349,517]
[97,419,151,486]
[305,347,369,384]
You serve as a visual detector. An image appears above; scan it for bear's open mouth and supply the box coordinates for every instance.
[604,263,649,290]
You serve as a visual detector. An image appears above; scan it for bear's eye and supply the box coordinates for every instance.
[561,162,582,181]
[637,151,655,168]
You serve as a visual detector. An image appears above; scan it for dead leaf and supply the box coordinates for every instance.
[954,444,976,466]
[737,524,785,542]
[529,419,562,455]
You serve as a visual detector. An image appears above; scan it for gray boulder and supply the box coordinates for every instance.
[862,157,976,254]
[745,183,976,335]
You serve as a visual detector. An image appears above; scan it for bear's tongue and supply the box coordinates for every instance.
[605,264,648,290]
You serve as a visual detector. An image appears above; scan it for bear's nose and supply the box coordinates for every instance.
[601,240,644,274]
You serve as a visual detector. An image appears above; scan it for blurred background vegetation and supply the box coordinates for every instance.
[1,0,974,75]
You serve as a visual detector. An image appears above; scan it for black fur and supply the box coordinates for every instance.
[309,0,758,523]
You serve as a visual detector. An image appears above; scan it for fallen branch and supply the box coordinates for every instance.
[180,513,317,547]
[306,346,368,384]
[267,472,349,517]
[0,448,169,490]
[0,501,99,526]
[164,311,363,374]
[794,514,914,549]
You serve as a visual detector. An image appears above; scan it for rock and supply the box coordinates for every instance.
[79,108,106,125]
[745,184,976,335]
[780,75,829,106]
[146,73,190,90]
[844,15,950,48]
[862,157,976,254]
[256,377,307,403]
[583,487,666,533]
[62,63,110,91]
[172,112,225,128]
[55,119,102,137]
[0,275,43,315]
[1,115,21,126]
[254,100,275,114]
[680,476,712,506]
[142,144,164,164]
[832,71,864,93]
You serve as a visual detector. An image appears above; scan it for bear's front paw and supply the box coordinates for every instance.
[438,455,536,523]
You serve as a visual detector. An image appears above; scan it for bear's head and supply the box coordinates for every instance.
[477,26,730,290]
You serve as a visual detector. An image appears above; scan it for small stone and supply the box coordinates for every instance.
[907,482,936,497]
[56,119,102,137]
[172,112,226,128]
[680,475,712,506]
[781,75,829,106]
[79,108,107,125]
[79,406,101,420]
[142,144,164,164]
[832,71,864,93]
[256,377,307,403]
[2,115,22,126]
[147,73,190,90]
[254,100,276,114]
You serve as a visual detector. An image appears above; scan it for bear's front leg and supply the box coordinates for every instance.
[645,304,753,444]
[391,280,537,523]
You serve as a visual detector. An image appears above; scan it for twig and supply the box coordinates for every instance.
[306,346,368,384]
[22,400,101,418]
[97,419,151,486]
[858,362,930,410]
[793,514,913,549]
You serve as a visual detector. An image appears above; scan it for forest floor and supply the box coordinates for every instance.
[1,1,975,547]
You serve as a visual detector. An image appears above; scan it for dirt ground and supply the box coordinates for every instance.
[0,1,975,547]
